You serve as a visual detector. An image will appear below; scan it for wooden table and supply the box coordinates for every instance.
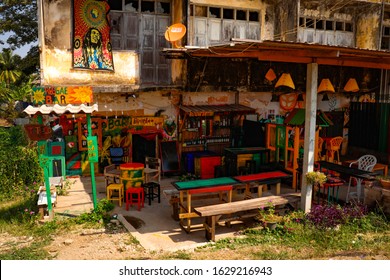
[317,161,378,202]
[318,161,378,180]
[343,160,388,177]
[233,170,292,198]
[172,177,239,233]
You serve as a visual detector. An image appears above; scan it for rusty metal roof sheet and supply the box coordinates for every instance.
[163,39,390,69]
[179,104,255,117]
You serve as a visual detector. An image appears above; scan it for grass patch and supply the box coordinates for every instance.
[0,197,130,260]
[196,205,390,260]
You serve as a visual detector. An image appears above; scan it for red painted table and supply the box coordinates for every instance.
[233,170,292,198]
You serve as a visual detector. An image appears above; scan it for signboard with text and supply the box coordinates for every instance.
[87,136,98,163]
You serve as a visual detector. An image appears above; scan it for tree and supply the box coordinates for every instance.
[0,0,38,49]
[0,49,22,86]
[0,1,39,82]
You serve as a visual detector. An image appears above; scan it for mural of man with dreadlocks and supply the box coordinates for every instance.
[82,27,104,69]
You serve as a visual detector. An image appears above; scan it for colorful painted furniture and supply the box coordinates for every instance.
[120,163,144,191]
[106,183,124,207]
[125,187,145,211]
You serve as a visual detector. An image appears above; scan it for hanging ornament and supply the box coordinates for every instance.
[279,93,298,111]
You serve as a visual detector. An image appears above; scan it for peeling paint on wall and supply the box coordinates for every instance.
[356,14,380,50]
[42,50,138,86]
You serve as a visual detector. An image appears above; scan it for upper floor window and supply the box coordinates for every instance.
[108,0,170,14]
[299,17,353,32]
[189,4,261,47]
[298,16,354,47]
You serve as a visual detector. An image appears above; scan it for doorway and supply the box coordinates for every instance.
[131,134,157,163]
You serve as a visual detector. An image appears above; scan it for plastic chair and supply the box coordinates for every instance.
[326,136,343,163]
[109,147,125,166]
[346,155,377,203]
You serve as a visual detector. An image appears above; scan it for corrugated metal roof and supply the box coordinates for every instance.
[179,104,255,116]
[24,104,98,115]
[163,39,390,69]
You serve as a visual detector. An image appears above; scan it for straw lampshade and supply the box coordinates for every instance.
[265,68,277,82]
[344,78,359,92]
[317,78,335,93]
[275,73,295,89]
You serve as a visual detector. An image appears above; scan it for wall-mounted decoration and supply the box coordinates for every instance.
[279,93,298,112]
[73,0,114,71]
[32,86,93,105]
[24,124,52,141]
[77,118,103,151]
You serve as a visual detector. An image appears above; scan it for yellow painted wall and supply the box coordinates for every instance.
[42,49,138,86]
[356,14,381,50]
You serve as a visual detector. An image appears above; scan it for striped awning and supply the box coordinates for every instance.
[179,104,255,117]
[23,104,98,115]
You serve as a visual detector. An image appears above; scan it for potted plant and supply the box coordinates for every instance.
[256,201,283,230]
[305,171,327,187]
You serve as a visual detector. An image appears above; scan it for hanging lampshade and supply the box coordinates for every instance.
[275,73,295,89]
[297,93,304,101]
[317,78,335,93]
[265,68,277,82]
[344,78,359,92]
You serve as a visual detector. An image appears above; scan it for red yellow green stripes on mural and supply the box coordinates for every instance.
[32,86,94,105]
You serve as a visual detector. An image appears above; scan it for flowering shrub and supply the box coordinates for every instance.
[306,204,368,229]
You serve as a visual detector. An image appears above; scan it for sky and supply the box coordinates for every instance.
[0,32,34,58]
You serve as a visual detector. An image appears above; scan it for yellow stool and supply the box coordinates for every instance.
[106,183,124,206]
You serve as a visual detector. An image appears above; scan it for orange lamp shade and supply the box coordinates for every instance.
[344,78,359,92]
[317,79,335,93]
[265,68,277,82]
[275,73,295,89]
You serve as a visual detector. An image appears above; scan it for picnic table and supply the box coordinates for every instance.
[172,177,239,233]
[233,170,292,198]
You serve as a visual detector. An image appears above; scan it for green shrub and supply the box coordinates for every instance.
[75,199,115,224]
[0,127,43,201]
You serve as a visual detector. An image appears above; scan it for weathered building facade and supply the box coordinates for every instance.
[36,0,389,176]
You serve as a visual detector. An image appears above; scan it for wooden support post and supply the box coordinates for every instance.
[301,63,318,213]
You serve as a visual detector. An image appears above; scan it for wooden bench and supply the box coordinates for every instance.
[194,193,301,242]
[178,185,233,233]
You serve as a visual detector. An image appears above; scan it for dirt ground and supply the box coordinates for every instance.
[2,223,389,260]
